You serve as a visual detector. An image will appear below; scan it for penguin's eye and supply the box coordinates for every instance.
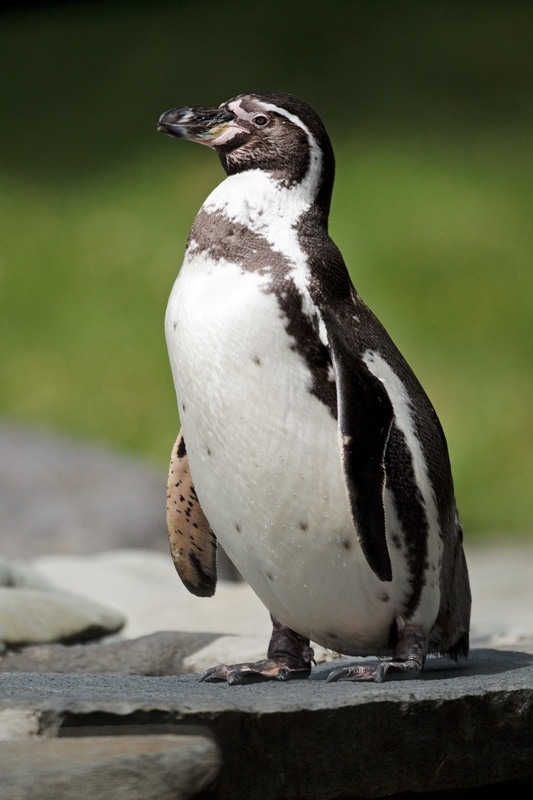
[252,114,269,127]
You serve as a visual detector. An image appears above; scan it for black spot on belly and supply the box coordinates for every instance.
[391,533,402,550]
[266,571,274,582]
[326,631,340,641]
[379,591,390,603]
[182,403,187,413]
[235,523,241,533]
[299,522,308,532]
[206,447,211,456]
[341,538,352,550]
[252,355,261,365]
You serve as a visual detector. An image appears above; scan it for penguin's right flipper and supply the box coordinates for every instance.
[320,304,394,583]
[166,430,217,597]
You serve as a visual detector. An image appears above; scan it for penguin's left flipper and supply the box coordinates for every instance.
[326,624,428,683]
[200,615,314,684]
[166,430,217,597]
[320,303,394,583]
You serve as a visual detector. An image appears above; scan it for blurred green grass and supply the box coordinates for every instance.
[1,1,532,537]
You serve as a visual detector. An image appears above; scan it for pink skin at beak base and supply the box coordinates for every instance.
[195,122,249,147]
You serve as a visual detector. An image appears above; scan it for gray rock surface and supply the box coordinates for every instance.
[1,650,532,798]
[0,735,221,800]
[0,422,167,557]
[0,631,218,674]
[0,421,239,578]
[0,630,335,676]
[0,588,124,647]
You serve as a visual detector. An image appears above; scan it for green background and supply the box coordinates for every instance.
[1,1,532,537]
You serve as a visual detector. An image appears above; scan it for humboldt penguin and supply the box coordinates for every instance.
[158,92,471,684]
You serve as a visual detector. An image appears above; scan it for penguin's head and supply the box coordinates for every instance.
[158,92,335,215]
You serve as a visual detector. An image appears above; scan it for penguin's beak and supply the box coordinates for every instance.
[157,106,249,148]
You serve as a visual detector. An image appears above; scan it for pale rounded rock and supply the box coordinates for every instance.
[31,549,272,639]
[0,588,125,647]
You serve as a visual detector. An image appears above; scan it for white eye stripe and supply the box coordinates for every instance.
[257,101,323,184]
[254,102,312,138]
[228,99,313,136]
[228,99,314,144]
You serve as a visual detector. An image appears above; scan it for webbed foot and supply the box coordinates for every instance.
[327,623,428,684]
[199,614,314,685]
[327,657,423,683]
[201,657,311,685]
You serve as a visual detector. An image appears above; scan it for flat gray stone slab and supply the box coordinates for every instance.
[0,735,220,800]
[1,649,533,798]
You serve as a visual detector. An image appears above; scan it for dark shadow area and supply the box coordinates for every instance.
[330,773,533,800]
[2,0,532,182]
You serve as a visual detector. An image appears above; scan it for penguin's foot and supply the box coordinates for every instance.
[200,656,312,684]
[327,623,428,684]
[200,614,314,684]
[326,657,423,683]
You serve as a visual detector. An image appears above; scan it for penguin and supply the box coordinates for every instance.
[158,92,471,684]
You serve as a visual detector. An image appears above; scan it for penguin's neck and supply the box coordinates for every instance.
[201,168,328,254]
[204,169,309,221]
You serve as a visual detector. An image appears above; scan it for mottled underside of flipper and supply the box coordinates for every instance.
[166,430,217,596]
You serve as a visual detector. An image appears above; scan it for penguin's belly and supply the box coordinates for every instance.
[166,256,410,654]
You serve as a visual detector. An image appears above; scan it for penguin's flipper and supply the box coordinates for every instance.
[320,306,394,583]
[166,430,217,597]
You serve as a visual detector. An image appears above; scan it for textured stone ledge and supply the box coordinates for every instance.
[1,649,533,799]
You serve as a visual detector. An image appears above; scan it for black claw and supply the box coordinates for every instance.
[326,666,351,683]
[375,663,388,683]
[227,671,246,686]
[200,667,224,682]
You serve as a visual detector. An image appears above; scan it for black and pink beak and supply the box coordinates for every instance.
[157,105,249,148]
